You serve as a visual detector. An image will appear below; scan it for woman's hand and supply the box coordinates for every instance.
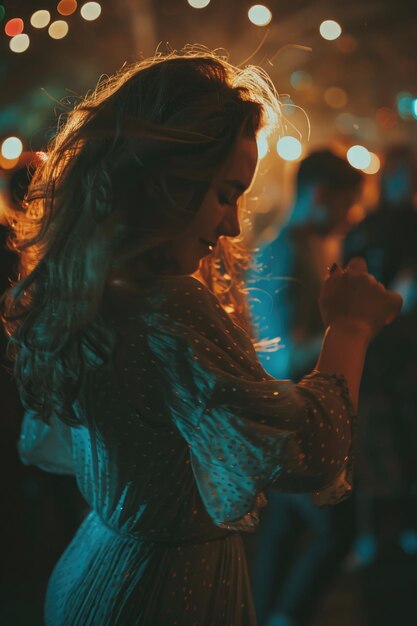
[319,257,403,340]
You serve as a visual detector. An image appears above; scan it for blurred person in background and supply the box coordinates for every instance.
[343,144,417,567]
[246,150,363,626]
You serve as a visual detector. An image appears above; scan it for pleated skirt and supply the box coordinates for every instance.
[45,511,257,626]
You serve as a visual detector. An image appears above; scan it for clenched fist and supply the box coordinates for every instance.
[319,257,403,339]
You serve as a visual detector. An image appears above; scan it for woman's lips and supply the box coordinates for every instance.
[199,238,216,250]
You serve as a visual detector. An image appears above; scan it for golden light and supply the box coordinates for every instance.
[256,129,269,160]
[0,155,20,170]
[319,20,342,41]
[57,1,78,16]
[248,4,272,26]
[80,1,102,21]
[276,136,302,161]
[336,34,357,53]
[187,0,211,7]
[347,145,371,170]
[30,10,51,29]
[5,18,24,37]
[1,136,23,160]
[324,86,348,109]
[48,20,69,39]
[362,152,381,175]
[9,33,30,53]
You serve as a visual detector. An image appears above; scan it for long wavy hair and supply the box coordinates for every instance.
[1,47,280,425]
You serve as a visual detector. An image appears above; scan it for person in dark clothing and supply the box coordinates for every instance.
[247,150,363,626]
[343,144,417,564]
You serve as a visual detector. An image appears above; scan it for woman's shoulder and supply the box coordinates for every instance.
[103,274,221,322]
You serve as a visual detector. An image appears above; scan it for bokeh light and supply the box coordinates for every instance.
[347,145,371,170]
[248,5,272,26]
[0,6,5,21]
[9,33,30,53]
[324,86,348,109]
[0,155,19,170]
[187,0,211,8]
[290,70,312,91]
[319,20,342,41]
[335,113,357,134]
[5,17,24,37]
[362,152,381,175]
[57,1,78,16]
[397,92,415,120]
[336,34,358,53]
[30,10,51,29]
[48,20,69,39]
[80,1,102,21]
[256,129,269,160]
[1,136,23,160]
[412,99,417,120]
[281,95,296,117]
[375,107,398,129]
[276,136,302,161]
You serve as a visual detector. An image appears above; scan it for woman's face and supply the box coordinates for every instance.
[162,135,258,275]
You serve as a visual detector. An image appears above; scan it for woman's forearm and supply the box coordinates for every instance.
[315,323,371,412]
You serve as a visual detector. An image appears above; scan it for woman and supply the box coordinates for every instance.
[1,50,401,625]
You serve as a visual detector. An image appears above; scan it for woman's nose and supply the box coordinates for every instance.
[219,206,240,238]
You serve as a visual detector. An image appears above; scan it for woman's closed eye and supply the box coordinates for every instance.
[218,193,238,206]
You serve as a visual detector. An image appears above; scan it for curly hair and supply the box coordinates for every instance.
[1,47,281,425]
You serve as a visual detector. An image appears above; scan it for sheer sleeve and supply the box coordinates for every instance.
[129,276,356,530]
[18,410,75,475]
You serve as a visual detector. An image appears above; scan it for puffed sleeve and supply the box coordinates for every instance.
[18,410,75,475]
[138,276,355,530]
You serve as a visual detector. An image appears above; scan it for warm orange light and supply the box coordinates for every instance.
[5,17,24,37]
[336,34,358,53]
[375,107,397,130]
[48,20,69,39]
[0,154,20,170]
[362,152,381,175]
[324,87,348,109]
[57,0,78,16]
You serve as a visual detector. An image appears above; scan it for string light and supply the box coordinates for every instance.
[57,0,78,16]
[48,20,69,39]
[362,152,380,175]
[30,10,51,29]
[319,20,342,41]
[276,136,302,161]
[80,2,102,21]
[9,33,30,53]
[0,155,19,170]
[248,4,272,26]
[187,0,211,7]
[5,17,24,37]
[347,145,371,170]
[1,136,23,160]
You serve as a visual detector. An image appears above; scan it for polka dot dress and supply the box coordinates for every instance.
[19,275,355,625]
